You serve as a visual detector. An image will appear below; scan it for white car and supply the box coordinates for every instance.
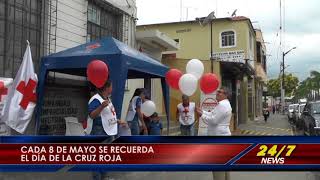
[295,103,306,129]
[288,104,299,121]
[298,104,306,119]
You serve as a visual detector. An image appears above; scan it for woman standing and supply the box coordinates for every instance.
[126,88,148,135]
[85,80,127,142]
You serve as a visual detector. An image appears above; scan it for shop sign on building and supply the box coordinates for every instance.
[212,50,245,63]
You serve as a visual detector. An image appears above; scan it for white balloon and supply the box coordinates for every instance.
[186,59,204,79]
[141,100,156,117]
[179,74,198,96]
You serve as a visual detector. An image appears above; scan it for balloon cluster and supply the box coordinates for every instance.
[165,59,220,96]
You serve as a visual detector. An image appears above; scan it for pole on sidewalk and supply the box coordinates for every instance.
[282,52,285,114]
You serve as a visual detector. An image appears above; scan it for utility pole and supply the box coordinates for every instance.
[281,47,297,113]
[210,20,213,72]
[180,0,182,21]
[281,53,285,114]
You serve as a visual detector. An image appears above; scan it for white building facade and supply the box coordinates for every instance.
[0,0,141,135]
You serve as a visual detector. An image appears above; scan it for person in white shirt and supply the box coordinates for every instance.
[196,87,232,136]
[176,95,196,136]
[86,80,127,141]
[196,87,232,180]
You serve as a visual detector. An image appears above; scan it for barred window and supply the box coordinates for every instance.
[87,1,123,42]
[221,31,235,47]
[0,0,43,77]
[88,3,100,25]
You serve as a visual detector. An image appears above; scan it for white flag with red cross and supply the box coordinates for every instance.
[0,78,12,104]
[0,78,13,120]
[1,42,37,134]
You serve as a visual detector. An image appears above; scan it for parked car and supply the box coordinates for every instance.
[292,105,300,124]
[288,104,299,123]
[295,103,306,129]
[301,101,320,136]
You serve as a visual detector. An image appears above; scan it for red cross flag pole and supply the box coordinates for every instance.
[1,40,38,134]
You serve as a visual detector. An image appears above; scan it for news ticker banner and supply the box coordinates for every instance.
[2,136,320,171]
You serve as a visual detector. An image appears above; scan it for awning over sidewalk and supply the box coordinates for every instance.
[36,37,170,134]
[220,61,255,79]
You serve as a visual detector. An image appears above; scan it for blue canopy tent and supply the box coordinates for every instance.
[36,37,170,135]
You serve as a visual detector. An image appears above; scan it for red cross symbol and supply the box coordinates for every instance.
[16,79,37,110]
[0,81,8,102]
[183,107,189,116]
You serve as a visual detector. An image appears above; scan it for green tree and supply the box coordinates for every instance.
[310,70,320,100]
[284,73,299,96]
[267,78,280,97]
[294,78,311,100]
[293,70,320,101]
[267,73,299,98]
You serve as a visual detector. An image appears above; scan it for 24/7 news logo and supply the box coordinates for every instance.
[257,144,296,164]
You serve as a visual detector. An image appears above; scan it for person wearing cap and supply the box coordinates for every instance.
[176,95,196,136]
[196,87,232,136]
[125,88,148,135]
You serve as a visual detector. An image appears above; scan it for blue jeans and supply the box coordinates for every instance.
[128,120,140,135]
[91,125,107,135]
[180,123,195,136]
[90,125,115,143]
[91,126,114,180]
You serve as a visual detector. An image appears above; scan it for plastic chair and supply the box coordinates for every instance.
[65,117,85,136]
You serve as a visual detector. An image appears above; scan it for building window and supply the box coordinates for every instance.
[249,32,253,51]
[256,42,261,63]
[263,55,267,72]
[87,1,122,41]
[0,0,43,77]
[88,3,100,25]
[221,31,235,47]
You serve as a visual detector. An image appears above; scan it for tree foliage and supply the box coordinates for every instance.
[267,73,299,97]
[294,70,320,100]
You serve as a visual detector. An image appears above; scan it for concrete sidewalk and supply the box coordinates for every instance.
[234,114,293,136]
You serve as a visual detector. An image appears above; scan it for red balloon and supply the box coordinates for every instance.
[165,69,182,90]
[87,60,109,88]
[200,73,220,94]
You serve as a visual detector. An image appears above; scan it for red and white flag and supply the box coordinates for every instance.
[0,78,12,105]
[1,42,37,134]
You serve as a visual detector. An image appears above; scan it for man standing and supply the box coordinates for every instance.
[272,105,276,114]
[176,95,196,136]
[196,87,232,136]
[263,108,270,122]
[196,87,232,180]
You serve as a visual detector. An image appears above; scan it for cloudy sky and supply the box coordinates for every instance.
[136,0,320,81]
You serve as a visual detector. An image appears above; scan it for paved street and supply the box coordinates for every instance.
[237,113,305,136]
[238,113,295,136]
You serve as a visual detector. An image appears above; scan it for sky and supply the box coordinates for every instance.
[135,0,320,81]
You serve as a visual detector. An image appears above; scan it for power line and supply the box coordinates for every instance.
[279,0,282,51]
[283,0,286,51]
[267,29,280,61]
